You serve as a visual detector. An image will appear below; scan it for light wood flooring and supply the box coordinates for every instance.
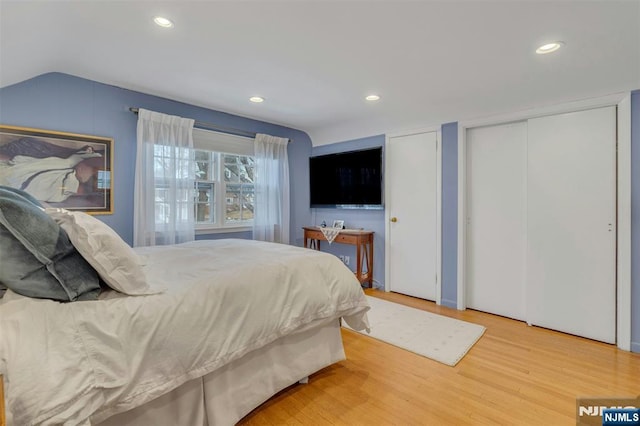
[239,289,640,425]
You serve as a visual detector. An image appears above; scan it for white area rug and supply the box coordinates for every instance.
[344,296,486,366]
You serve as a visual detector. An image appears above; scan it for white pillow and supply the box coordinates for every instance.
[45,208,160,295]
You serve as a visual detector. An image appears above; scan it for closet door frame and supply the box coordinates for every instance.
[456,92,633,351]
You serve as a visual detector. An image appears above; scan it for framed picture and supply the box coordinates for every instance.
[332,220,344,229]
[0,125,113,214]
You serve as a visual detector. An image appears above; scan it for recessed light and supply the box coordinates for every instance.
[365,95,380,101]
[536,41,564,54]
[153,16,174,28]
[249,96,265,103]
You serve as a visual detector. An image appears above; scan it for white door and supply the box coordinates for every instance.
[386,131,438,301]
[527,106,616,343]
[466,122,527,320]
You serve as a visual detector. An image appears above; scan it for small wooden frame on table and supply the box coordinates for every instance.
[332,220,344,229]
[0,125,113,214]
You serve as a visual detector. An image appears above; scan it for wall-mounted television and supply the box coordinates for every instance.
[309,146,384,209]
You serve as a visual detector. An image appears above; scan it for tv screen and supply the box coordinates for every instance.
[309,147,383,209]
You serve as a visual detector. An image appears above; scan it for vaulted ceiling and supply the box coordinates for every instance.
[1,1,638,145]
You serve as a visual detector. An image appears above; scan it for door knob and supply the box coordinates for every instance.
[390,217,398,223]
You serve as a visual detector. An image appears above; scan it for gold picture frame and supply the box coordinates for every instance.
[0,125,114,214]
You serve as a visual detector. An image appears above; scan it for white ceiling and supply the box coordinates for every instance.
[1,1,638,146]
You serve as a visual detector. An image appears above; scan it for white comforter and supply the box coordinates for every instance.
[0,239,370,425]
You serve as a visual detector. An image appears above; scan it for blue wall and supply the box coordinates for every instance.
[310,135,386,288]
[0,73,313,246]
[2,73,637,351]
[631,90,640,353]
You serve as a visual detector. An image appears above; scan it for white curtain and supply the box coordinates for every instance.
[253,133,290,244]
[134,109,195,247]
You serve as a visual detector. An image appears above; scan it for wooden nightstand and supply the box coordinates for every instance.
[303,226,374,288]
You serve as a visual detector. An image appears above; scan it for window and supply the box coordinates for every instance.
[195,150,217,224]
[192,128,254,231]
[193,148,255,230]
[151,128,255,231]
[222,154,255,223]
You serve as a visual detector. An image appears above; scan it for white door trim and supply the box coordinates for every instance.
[384,128,442,305]
[435,131,442,305]
[456,92,632,350]
[617,94,632,351]
[386,125,442,139]
[457,125,467,311]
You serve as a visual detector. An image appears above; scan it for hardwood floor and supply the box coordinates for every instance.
[239,289,640,425]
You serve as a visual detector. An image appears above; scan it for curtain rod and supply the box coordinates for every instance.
[130,107,269,140]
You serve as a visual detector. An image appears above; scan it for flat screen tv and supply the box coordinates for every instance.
[309,146,384,209]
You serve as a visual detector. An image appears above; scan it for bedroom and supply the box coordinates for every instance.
[0,0,639,425]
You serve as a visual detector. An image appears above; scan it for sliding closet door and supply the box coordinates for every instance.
[466,122,527,320]
[527,106,616,343]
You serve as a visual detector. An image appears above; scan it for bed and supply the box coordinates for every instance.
[0,186,370,425]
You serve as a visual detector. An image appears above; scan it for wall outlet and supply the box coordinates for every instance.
[339,255,345,263]
[344,256,350,265]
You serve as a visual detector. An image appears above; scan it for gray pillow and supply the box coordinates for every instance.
[0,186,40,298]
[0,187,100,301]
[0,185,43,207]
[0,185,40,298]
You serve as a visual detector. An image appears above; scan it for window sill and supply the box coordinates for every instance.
[195,225,253,235]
